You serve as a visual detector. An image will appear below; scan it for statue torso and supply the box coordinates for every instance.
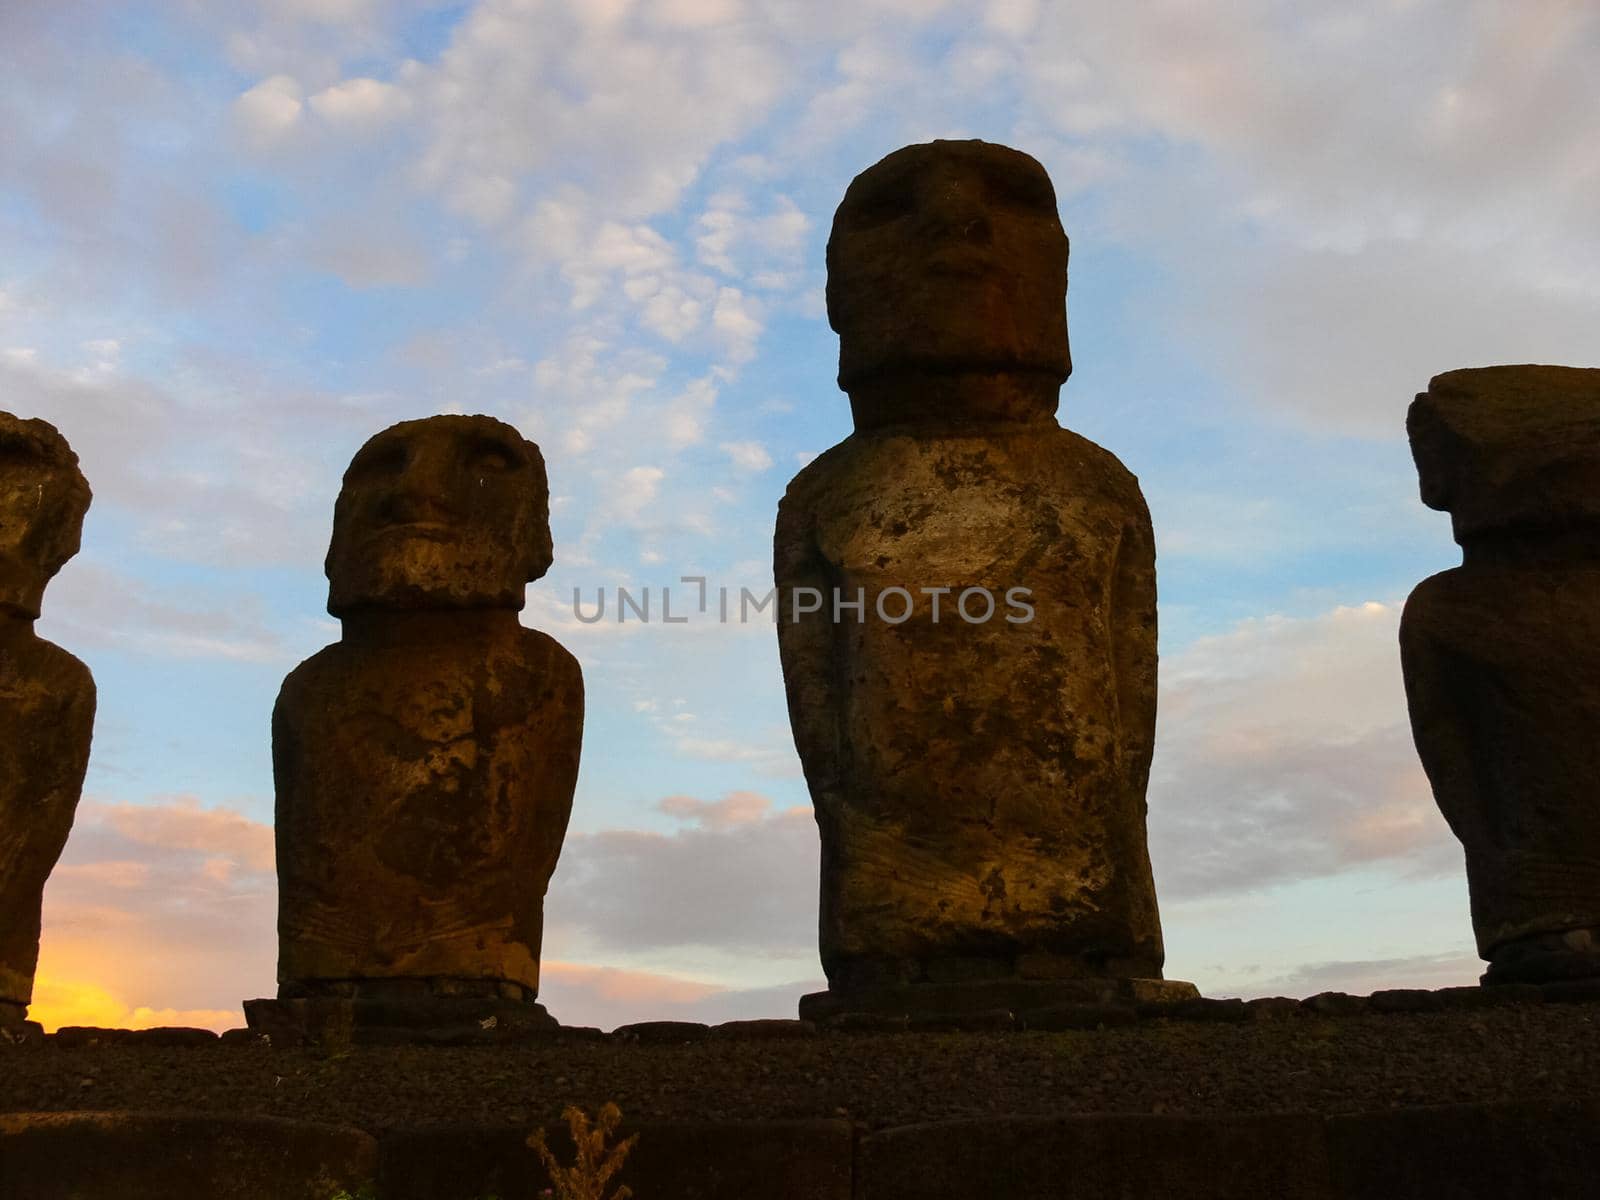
[273,621,582,989]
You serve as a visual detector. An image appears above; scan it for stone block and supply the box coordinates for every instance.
[858,1113,1334,1199]
[0,1111,375,1199]
[378,1119,853,1200]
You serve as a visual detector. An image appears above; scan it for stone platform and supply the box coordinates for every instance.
[798,976,1199,1026]
[8,985,1600,1198]
[243,996,558,1047]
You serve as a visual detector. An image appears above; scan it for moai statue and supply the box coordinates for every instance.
[1402,365,1600,985]
[253,415,581,1036]
[776,140,1190,1021]
[0,412,95,1030]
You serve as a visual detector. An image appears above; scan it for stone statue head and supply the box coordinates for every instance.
[325,415,553,616]
[826,139,1071,396]
[1408,366,1600,543]
[0,411,92,620]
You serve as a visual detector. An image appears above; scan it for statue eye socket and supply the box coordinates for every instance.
[468,439,521,472]
[347,439,407,480]
[842,184,913,231]
[983,167,1055,214]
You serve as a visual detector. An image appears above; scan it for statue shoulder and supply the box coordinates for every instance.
[274,642,346,711]
[518,625,585,690]
[1038,427,1149,515]
[780,439,858,507]
[20,637,97,715]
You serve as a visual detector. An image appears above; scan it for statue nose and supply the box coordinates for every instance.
[376,445,460,525]
[920,174,992,244]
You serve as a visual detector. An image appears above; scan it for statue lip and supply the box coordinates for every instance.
[366,520,460,542]
[923,247,996,278]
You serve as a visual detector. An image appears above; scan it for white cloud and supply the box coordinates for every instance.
[308,76,411,129]
[1208,951,1481,1000]
[44,562,290,664]
[406,0,791,222]
[546,791,818,961]
[259,0,380,24]
[719,439,772,473]
[1149,600,1457,901]
[656,790,773,830]
[608,465,666,521]
[711,286,763,360]
[1015,1,1600,434]
[233,74,305,143]
[693,193,810,283]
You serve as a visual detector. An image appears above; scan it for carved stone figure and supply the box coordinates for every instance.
[270,415,582,1017]
[776,140,1177,1017]
[1401,365,1600,984]
[0,412,95,1027]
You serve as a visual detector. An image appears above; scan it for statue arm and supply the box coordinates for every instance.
[774,488,845,812]
[1398,585,1485,846]
[27,663,95,876]
[1113,497,1158,799]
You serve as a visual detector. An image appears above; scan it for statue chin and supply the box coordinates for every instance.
[0,564,46,621]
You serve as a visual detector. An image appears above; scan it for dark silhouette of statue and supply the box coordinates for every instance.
[0,412,94,1029]
[776,141,1177,1017]
[270,415,582,1018]
[1402,365,1600,984]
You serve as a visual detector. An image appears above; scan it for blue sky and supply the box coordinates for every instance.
[5,0,1598,1030]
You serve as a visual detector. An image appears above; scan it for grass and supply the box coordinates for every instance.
[529,1102,639,1200]
[327,1102,638,1200]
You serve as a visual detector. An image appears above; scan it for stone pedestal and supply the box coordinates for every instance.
[243,993,558,1047]
[799,977,1198,1026]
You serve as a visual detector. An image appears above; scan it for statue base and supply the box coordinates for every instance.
[1483,926,1600,986]
[243,996,559,1047]
[0,1019,44,1047]
[799,977,1200,1026]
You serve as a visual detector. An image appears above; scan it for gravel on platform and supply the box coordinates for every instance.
[4,1005,1598,1132]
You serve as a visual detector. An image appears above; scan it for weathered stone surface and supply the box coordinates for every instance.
[1021,1002,1136,1031]
[1437,983,1542,1009]
[1402,366,1600,983]
[272,415,581,1005]
[0,1019,44,1047]
[243,994,557,1048]
[52,1026,218,1048]
[1539,977,1600,1005]
[0,412,94,1021]
[1304,991,1368,1017]
[857,1113,1334,1200]
[1408,366,1600,543]
[1368,988,1444,1014]
[1327,1100,1600,1200]
[711,1018,818,1040]
[907,1007,1015,1032]
[1149,996,1247,1023]
[800,977,1195,1024]
[0,1111,376,1199]
[612,1020,712,1044]
[776,140,1164,1004]
[377,1120,854,1200]
[1246,996,1303,1021]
